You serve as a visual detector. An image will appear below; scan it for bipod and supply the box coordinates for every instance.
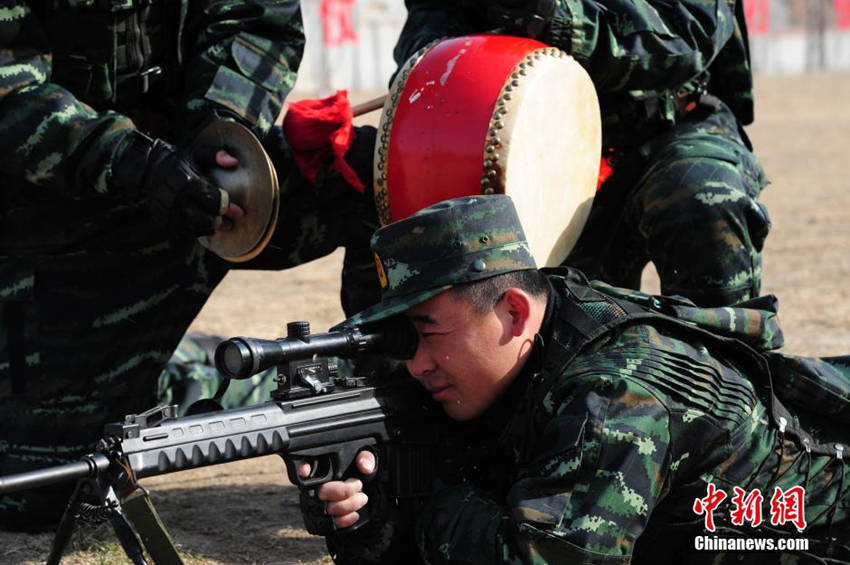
[46,474,148,565]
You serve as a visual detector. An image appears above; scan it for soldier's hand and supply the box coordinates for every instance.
[113,131,232,240]
[143,139,231,240]
[213,150,245,233]
[298,450,376,530]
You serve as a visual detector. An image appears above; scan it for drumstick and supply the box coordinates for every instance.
[352,95,387,117]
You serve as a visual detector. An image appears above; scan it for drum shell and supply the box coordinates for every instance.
[375,34,601,267]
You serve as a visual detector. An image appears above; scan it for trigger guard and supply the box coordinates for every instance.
[285,456,333,488]
[284,438,379,489]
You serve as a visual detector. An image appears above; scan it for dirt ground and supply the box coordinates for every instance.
[2,71,850,564]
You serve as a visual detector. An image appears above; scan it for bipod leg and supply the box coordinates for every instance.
[46,478,86,565]
[100,481,148,565]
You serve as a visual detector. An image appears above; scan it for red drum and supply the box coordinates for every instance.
[374,34,601,267]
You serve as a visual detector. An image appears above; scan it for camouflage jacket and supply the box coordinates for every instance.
[0,0,302,203]
[325,269,850,564]
[0,0,304,427]
[393,0,754,145]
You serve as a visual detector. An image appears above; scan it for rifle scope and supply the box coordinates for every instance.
[214,318,417,379]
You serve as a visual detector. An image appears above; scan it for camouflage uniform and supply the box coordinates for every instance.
[0,0,380,529]
[393,0,771,307]
[311,196,848,564]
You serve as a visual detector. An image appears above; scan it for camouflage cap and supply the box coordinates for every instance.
[339,195,537,327]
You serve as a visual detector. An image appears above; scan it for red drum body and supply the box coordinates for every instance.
[374,35,601,267]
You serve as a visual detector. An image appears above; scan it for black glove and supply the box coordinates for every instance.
[479,0,556,38]
[113,131,226,240]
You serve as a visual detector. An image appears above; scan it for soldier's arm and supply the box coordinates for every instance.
[178,0,304,142]
[393,1,472,71]
[544,0,738,92]
[0,0,136,197]
[415,376,673,563]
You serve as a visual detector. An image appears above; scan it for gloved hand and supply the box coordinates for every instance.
[476,0,556,38]
[113,131,228,240]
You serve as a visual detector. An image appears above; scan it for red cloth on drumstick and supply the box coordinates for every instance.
[597,156,614,191]
[282,90,365,193]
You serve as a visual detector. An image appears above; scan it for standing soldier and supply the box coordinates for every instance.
[393,0,771,307]
[0,0,379,529]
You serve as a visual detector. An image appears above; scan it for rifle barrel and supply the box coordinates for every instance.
[0,453,110,494]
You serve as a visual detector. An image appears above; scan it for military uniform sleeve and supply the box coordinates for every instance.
[415,376,673,564]
[544,0,737,92]
[179,0,304,141]
[0,0,136,197]
[392,1,474,70]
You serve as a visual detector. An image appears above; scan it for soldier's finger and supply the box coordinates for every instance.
[356,450,377,475]
[226,202,245,220]
[317,478,363,501]
[185,179,223,215]
[325,492,368,516]
[182,207,217,237]
[216,149,239,168]
[333,511,360,530]
[298,462,312,479]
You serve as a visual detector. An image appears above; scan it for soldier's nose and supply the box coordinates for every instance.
[406,346,435,378]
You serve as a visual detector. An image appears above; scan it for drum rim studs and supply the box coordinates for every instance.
[373,38,443,225]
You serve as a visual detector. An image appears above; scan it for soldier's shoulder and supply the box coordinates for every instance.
[542,347,675,420]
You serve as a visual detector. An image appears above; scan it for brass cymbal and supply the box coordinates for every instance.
[190,121,279,263]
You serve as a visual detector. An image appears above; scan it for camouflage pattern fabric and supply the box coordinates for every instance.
[566,101,771,307]
[0,0,382,530]
[393,0,769,307]
[767,354,850,425]
[0,0,304,201]
[157,334,278,415]
[321,269,850,564]
[395,0,754,132]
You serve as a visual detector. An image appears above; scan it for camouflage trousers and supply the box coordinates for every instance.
[566,101,771,307]
[157,333,278,414]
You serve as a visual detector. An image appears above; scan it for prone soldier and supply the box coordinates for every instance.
[301,195,849,564]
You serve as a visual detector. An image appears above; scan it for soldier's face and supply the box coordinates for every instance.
[404,290,529,420]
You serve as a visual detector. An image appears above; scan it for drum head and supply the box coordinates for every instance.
[375,35,600,267]
[191,121,279,263]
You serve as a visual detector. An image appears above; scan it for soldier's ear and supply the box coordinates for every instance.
[500,287,532,337]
